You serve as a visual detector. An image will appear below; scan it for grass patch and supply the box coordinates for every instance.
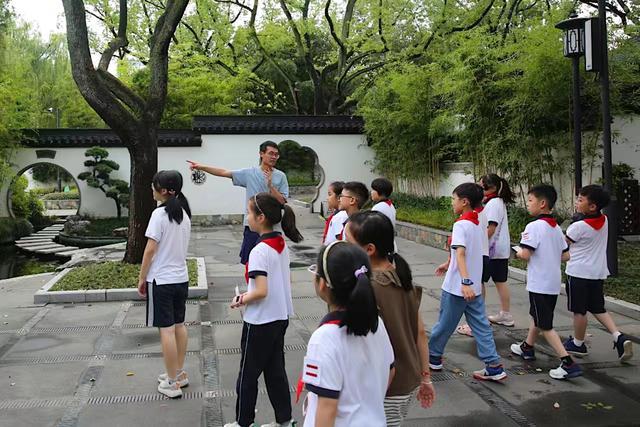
[80,217,129,237]
[396,206,455,231]
[51,259,198,291]
[604,243,640,305]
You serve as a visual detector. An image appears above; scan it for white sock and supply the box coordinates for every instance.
[613,331,622,342]
[573,338,584,347]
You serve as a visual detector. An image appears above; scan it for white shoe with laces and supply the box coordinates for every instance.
[157,379,183,398]
[157,370,189,388]
[260,420,296,427]
[488,311,515,327]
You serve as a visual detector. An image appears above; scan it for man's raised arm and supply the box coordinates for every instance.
[187,160,232,179]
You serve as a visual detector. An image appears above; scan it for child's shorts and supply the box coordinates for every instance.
[486,258,509,283]
[146,281,189,328]
[566,275,606,315]
[529,292,558,331]
[481,256,491,283]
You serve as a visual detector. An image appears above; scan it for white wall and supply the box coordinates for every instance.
[0,133,377,218]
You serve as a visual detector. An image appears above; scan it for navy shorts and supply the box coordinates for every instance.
[239,226,260,265]
[529,292,558,331]
[567,275,606,315]
[481,256,491,283]
[486,258,509,283]
[146,281,188,328]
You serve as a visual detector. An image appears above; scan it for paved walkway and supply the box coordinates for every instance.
[0,207,639,426]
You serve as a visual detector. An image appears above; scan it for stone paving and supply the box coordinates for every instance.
[0,206,639,426]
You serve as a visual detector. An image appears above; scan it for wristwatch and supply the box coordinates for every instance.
[461,278,474,286]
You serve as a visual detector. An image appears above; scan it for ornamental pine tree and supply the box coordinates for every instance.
[77,147,129,218]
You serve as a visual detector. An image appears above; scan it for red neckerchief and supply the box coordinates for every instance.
[483,192,498,204]
[475,206,484,213]
[583,213,606,230]
[296,312,345,403]
[321,213,335,243]
[384,199,393,207]
[536,214,557,227]
[455,210,479,225]
[245,232,285,283]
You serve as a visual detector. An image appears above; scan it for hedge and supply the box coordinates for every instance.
[0,218,34,244]
[41,191,80,200]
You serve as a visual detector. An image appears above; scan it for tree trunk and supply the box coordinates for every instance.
[115,197,122,219]
[123,129,158,264]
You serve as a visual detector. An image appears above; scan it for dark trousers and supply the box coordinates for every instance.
[239,226,260,265]
[235,319,291,426]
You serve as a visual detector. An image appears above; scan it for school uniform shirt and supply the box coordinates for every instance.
[566,214,610,280]
[302,312,395,427]
[484,197,511,259]
[145,207,191,284]
[520,215,569,295]
[442,211,484,297]
[231,166,289,227]
[324,210,349,245]
[244,232,294,325]
[372,200,397,228]
[476,208,490,257]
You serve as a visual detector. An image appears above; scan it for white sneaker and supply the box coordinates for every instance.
[224,423,257,427]
[260,421,296,427]
[488,311,515,327]
[157,371,189,388]
[157,379,183,398]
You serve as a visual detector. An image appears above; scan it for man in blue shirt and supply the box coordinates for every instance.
[188,141,289,264]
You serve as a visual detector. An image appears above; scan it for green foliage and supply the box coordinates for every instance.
[41,190,80,200]
[9,175,45,224]
[604,243,640,305]
[31,164,73,184]
[0,217,33,244]
[51,259,199,291]
[77,147,129,218]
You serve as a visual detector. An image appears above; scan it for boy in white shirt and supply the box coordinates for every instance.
[429,183,506,382]
[563,185,633,361]
[511,184,582,380]
[371,177,397,227]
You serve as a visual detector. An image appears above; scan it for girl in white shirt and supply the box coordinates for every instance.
[137,170,192,399]
[226,193,303,427]
[302,241,395,427]
[322,181,348,245]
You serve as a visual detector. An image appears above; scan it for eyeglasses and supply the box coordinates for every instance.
[265,152,280,158]
[338,194,354,199]
[308,264,318,275]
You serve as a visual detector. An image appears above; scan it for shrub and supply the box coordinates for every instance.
[41,190,80,200]
[0,217,34,243]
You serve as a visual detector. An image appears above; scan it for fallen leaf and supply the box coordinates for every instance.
[535,368,542,372]
[517,372,525,375]
[553,402,560,409]
[603,406,613,410]
[10,382,15,386]
[126,372,135,376]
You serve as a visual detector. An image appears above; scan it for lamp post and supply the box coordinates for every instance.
[555,11,589,196]
[597,0,618,275]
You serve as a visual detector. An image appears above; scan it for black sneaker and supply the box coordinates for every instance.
[614,334,633,362]
[563,336,588,357]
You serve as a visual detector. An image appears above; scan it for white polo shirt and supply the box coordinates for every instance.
[477,208,489,257]
[324,210,349,245]
[145,207,191,285]
[442,213,484,297]
[520,216,569,295]
[484,197,511,259]
[372,200,396,227]
[302,312,394,427]
[566,214,610,280]
[244,232,294,325]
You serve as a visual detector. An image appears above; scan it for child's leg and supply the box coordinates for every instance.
[235,322,268,426]
[573,314,589,341]
[159,326,179,380]
[175,323,188,374]
[593,312,620,335]
[464,296,500,365]
[526,317,540,346]
[541,328,570,358]
[429,291,467,357]
[263,320,292,424]
[494,281,511,312]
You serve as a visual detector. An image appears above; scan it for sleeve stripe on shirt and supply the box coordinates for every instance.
[562,247,570,253]
[520,243,536,251]
[488,220,499,226]
[247,270,267,279]
[450,245,465,249]
[306,383,340,399]
[566,235,576,243]
[390,362,395,370]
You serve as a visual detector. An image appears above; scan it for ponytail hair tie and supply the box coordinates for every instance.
[354,266,368,278]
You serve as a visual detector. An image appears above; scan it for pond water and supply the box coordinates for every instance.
[0,245,60,280]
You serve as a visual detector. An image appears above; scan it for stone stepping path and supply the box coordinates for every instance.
[14,219,80,259]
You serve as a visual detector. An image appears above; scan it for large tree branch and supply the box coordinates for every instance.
[96,69,146,113]
[98,0,128,70]
[147,0,190,125]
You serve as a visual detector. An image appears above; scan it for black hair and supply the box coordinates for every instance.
[329,181,345,195]
[316,242,378,336]
[453,182,484,209]
[348,211,413,292]
[528,184,558,209]
[259,141,279,153]
[249,192,303,242]
[342,181,370,209]
[371,178,393,199]
[579,185,610,211]
[480,173,515,204]
[152,170,191,224]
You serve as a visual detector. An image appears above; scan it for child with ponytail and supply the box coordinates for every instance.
[225,192,303,427]
[300,242,395,427]
[346,211,435,426]
[480,173,517,327]
[137,170,192,398]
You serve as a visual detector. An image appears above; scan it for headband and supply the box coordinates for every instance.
[254,195,262,214]
[322,240,345,288]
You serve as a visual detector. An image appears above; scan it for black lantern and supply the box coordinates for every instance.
[555,12,590,58]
